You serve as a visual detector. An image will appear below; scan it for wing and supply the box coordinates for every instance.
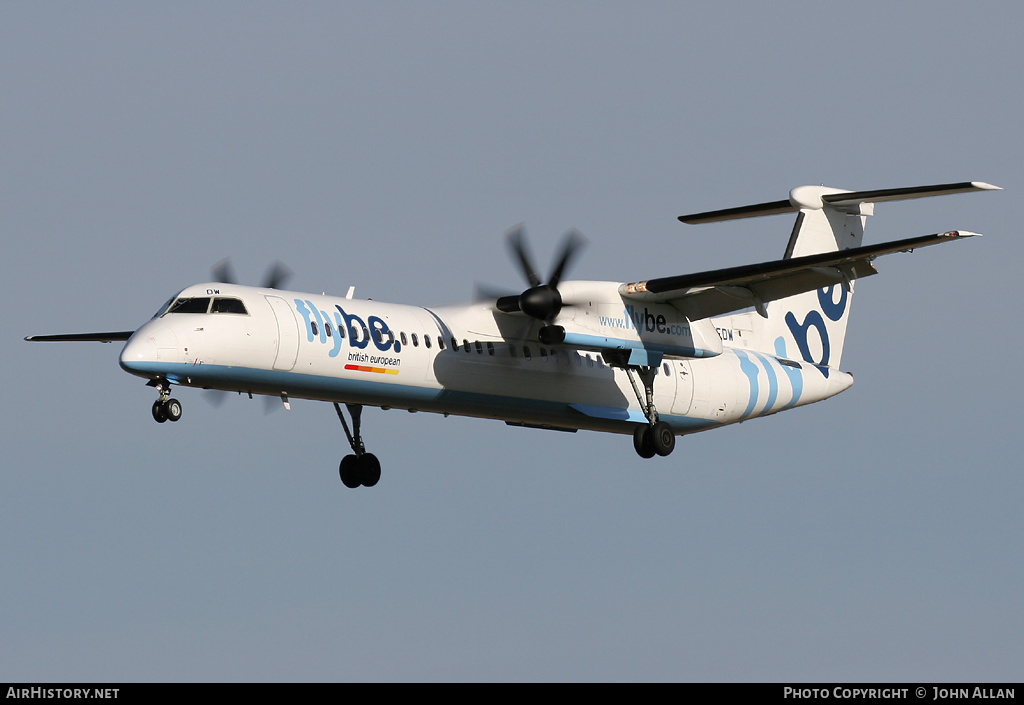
[619,230,978,320]
[25,331,135,343]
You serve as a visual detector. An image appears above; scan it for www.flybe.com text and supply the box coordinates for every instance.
[599,305,690,337]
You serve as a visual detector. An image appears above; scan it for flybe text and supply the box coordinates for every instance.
[294,300,401,357]
[599,305,691,337]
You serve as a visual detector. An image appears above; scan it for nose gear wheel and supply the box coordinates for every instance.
[149,379,182,423]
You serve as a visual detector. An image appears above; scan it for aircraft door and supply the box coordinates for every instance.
[265,295,299,371]
[670,360,694,416]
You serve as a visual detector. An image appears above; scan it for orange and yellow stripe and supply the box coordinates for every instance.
[344,364,399,376]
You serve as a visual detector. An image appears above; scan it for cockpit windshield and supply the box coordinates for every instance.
[152,296,177,318]
[162,296,248,316]
[166,297,211,314]
[211,297,248,314]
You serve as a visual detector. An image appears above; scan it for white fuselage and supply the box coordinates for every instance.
[119,281,853,437]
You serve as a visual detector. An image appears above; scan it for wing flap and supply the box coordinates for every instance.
[620,231,977,320]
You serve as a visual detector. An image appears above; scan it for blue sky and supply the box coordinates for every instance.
[2,2,1021,681]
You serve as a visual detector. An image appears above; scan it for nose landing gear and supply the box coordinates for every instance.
[150,380,182,423]
[334,402,381,488]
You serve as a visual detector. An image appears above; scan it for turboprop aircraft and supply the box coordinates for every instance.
[26,181,998,488]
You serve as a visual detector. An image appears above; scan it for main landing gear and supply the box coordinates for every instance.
[150,380,182,423]
[623,363,676,459]
[334,402,381,488]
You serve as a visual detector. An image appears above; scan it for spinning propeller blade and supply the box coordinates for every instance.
[497,226,586,324]
[212,259,292,290]
[212,259,237,285]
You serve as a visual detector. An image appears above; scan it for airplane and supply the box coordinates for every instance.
[26,181,999,488]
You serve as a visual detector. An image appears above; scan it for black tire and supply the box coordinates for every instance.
[152,400,167,423]
[633,424,655,459]
[652,421,675,457]
[339,455,361,488]
[359,453,381,487]
[165,398,182,422]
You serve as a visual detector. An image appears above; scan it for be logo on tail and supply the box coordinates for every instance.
[783,284,848,377]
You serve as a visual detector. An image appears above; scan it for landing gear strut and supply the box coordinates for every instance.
[334,402,381,488]
[623,363,675,459]
[150,380,182,423]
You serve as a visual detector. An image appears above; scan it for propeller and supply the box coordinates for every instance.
[494,225,585,326]
[473,282,517,303]
[211,258,293,290]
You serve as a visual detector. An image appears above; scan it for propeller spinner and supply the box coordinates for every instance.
[494,225,586,327]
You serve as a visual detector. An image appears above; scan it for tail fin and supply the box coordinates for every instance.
[766,185,868,371]
[692,182,999,371]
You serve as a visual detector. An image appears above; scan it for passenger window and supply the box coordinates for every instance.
[474,341,483,354]
[211,298,248,314]
[167,297,211,314]
[325,323,333,338]
[463,339,471,353]
[509,344,517,358]
[401,332,408,346]
[486,342,494,356]
[523,345,532,360]
[451,337,458,351]
[412,333,419,347]
[438,337,445,350]
[424,335,432,349]
[586,355,594,368]
[663,363,670,376]
[311,321,319,336]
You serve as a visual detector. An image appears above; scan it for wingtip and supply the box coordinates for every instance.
[971,181,1002,191]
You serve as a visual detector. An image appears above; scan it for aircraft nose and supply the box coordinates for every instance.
[119,324,179,377]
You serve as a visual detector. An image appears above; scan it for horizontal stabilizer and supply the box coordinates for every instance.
[821,181,1001,208]
[25,331,134,343]
[679,181,1000,224]
[678,199,795,224]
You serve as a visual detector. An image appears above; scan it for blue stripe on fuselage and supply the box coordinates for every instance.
[119,360,719,435]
